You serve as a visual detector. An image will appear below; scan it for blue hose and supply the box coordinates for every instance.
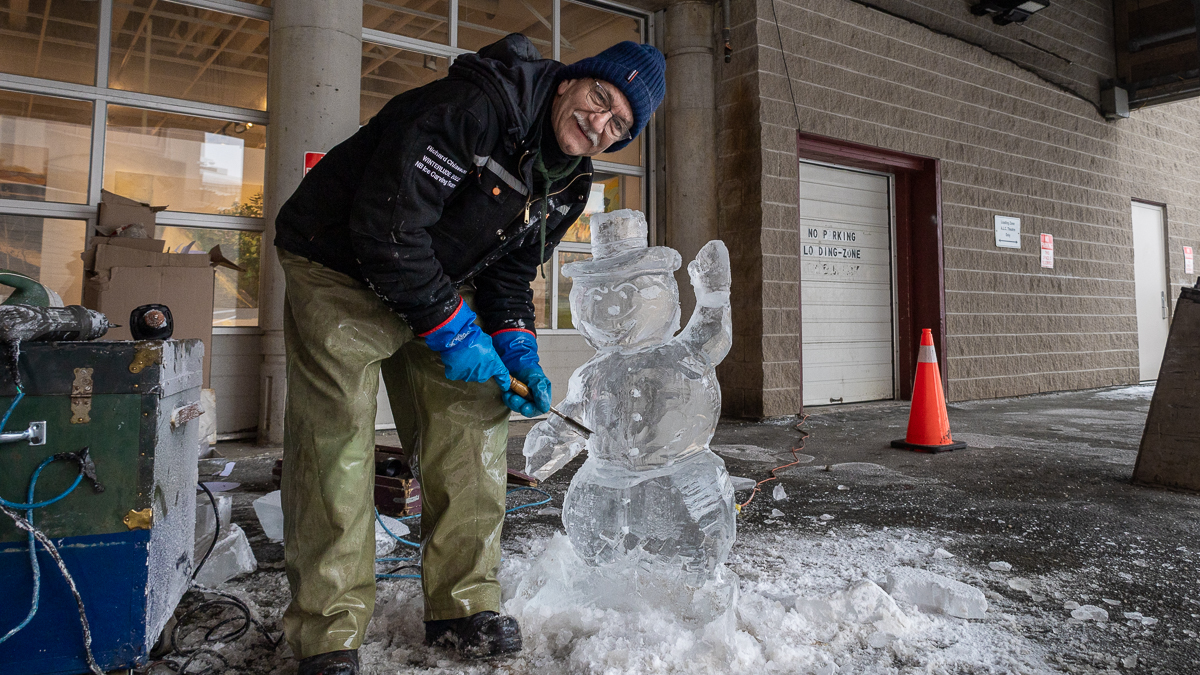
[0,390,85,645]
[374,486,555,580]
[0,388,23,431]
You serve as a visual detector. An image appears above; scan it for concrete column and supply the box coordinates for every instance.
[663,0,717,314]
[258,0,362,445]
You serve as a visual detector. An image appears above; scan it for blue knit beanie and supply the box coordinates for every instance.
[556,41,666,153]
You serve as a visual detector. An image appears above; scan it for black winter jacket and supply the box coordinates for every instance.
[274,34,593,335]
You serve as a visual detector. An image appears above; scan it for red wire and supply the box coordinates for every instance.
[736,414,810,513]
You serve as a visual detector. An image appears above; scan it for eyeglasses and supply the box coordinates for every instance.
[585,80,633,142]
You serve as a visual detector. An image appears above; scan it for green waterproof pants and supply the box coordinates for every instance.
[277,248,510,659]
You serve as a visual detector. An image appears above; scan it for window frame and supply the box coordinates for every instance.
[0,0,271,332]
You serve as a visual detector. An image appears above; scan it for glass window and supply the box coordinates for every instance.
[0,215,87,304]
[365,0,450,46]
[458,0,552,55]
[555,250,589,329]
[0,0,99,85]
[103,105,265,215]
[560,1,641,65]
[562,172,640,242]
[157,225,261,327]
[0,90,92,204]
[109,0,269,111]
[361,45,450,124]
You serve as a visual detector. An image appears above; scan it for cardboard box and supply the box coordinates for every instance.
[83,240,216,386]
[97,190,167,238]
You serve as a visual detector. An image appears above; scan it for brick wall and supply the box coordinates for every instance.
[714,0,769,418]
[723,0,1200,416]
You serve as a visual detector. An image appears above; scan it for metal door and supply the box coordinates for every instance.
[1131,201,1169,381]
[800,161,896,406]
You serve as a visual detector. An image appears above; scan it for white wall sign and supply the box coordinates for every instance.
[1040,233,1054,269]
[995,216,1021,248]
[1186,246,1195,275]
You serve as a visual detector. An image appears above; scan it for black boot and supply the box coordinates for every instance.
[297,649,359,675]
[425,611,522,659]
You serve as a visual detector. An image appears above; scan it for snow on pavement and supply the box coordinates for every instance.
[350,528,1054,674]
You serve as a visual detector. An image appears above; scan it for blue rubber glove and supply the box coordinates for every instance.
[422,301,511,389]
[492,330,552,417]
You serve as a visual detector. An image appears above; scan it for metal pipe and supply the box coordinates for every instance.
[1129,26,1196,53]
[0,421,46,445]
[722,0,731,63]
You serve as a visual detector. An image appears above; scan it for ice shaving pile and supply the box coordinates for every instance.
[347,527,1053,674]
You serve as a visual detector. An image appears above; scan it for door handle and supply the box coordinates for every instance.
[1162,291,1167,320]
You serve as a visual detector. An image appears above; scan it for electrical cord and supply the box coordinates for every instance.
[192,483,220,582]
[151,484,558,670]
[0,505,103,675]
[736,415,810,513]
[147,484,283,675]
[768,0,802,130]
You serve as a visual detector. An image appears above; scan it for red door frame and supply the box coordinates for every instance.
[796,132,947,411]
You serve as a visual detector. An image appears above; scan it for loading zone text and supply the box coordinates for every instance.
[805,228,862,259]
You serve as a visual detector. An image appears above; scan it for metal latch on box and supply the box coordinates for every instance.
[71,367,93,424]
[123,508,153,530]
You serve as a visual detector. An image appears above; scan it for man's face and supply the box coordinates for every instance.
[550,78,635,157]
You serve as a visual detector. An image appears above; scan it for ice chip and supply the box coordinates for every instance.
[1102,598,1121,606]
[375,514,410,556]
[819,514,835,521]
[1007,577,1033,592]
[797,579,911,636]
[884,567,988,619]
[1122,656,1138,669]
[989,561,1012,571]
[194,492,232,561]
[253,490,284,542]
[729,476,757,491]
[193,523,257,586]
[1070,605,1109,622]
[770,508,785,518]
[772,484,788,501]
[933,548,955,559]
[1064,601,1080,610]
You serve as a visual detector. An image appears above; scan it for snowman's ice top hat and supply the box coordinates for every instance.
[562,209,681,278]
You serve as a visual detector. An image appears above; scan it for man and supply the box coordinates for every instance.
[272,33,665,674]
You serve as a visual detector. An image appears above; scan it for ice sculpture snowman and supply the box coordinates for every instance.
[523,209,735,585]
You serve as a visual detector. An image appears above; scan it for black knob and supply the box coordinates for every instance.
[130,304,174,340]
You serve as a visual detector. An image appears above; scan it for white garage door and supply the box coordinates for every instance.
[800,162,895,406]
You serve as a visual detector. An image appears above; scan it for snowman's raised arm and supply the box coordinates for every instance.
[522,370,589,480]
[676,240,733,364]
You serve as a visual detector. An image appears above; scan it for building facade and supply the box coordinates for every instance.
[0,0,1196,434]
[713,0,1200,417]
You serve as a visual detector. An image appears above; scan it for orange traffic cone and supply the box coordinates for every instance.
[891,329,966,453]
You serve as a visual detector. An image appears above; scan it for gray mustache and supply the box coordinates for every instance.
[572,111,601,147]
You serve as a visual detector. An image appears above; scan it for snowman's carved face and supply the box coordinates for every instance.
[570,272,680,349]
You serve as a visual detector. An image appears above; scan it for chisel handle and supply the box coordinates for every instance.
[509,377,532,399]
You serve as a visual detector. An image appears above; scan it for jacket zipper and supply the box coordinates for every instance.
[459,167,592,284]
